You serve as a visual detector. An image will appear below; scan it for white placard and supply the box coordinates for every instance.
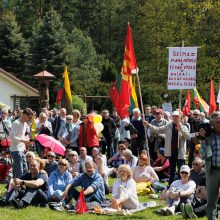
[167,47,197,90]
[162,102,173,114]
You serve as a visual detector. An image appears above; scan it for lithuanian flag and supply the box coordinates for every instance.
[109,23,138,119]
[56,65,73,114]
[193,88,209,113]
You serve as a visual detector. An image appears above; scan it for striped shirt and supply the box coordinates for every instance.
[211,134,220,167]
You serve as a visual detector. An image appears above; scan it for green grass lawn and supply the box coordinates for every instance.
[0,180,207,220]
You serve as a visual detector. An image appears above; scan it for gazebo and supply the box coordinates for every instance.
[34,70,55,110]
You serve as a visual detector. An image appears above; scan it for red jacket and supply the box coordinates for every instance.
[78,122,99,148]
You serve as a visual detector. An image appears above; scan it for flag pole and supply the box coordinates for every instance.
[135,68,150,158]
[178,40,184,148]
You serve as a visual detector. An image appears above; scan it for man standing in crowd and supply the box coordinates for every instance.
[199,111,220,220]
[101,110,116,158]
[145,111,190,186]
[149,108,168,161]
[188,109,204,167]
[9,108,33,178]
[144,105,155,123]
[52,108,66,139]
[130,108,146,156]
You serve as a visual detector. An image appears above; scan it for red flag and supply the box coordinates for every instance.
[182,90,191,116]
[56,88,63,104]
[75,188,88,213]
[109,23,138,119]
[209,80,217,115]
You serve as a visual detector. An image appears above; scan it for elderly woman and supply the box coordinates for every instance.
[25,151,36,168]
[112,164,139,210]
[160,165,196,216]
[35,112,52,156]
[124,149,138,168]
[48,159,72,202]
[108,144,126,168]
[68,151,80,178]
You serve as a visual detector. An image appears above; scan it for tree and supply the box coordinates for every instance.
[0,11,29,79]
[30,9,69,78]
[67,27,105,82]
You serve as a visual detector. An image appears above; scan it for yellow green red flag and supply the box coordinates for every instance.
[109,23,139,119]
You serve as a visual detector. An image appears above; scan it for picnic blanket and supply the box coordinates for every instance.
[91,201,159,216]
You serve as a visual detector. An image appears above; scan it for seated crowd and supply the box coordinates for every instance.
[0,106,217,219]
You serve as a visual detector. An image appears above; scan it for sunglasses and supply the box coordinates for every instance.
[47,155,55,158]
[193,114,199,116]
[80,149,86,151]
[26,155,32,158]
[69,154,77,157]
[119,148,125,150]
[58,163,67,166]
[1,153,7,156]
[66,118,72,121]
[181,171,189,175]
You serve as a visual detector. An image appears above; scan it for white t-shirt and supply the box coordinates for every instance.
[170,179,196,193]
[9,119,27,152]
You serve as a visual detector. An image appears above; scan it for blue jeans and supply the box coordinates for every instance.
[10,151,28,178]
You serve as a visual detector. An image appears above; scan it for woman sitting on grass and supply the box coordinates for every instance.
[48,159,72,202]
[160,165,196,216]
[132,153,159,195]
[153,148,170,180]
[112,164,139,210]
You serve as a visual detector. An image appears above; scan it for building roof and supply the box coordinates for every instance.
[34,70,55,78]
[0,68,39,95]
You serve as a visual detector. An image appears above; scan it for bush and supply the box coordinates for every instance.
[72,95,86,111]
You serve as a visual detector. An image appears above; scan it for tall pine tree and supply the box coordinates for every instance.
[0,11,29,79]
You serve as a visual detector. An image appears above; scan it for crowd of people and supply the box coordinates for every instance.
[0,105,219,219]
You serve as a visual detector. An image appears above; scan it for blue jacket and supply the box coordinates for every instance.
[71,171,105,203]
[48,169,73,197]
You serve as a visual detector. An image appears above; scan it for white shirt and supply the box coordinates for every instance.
[112,178,138,201]
[171,179,196,193]
[9,119,27,152]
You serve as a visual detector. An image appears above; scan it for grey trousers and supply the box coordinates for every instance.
[206,168,220,220]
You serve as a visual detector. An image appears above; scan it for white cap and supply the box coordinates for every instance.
[172,111,180,116]
[180,165,190,173]
[193,109,200,115]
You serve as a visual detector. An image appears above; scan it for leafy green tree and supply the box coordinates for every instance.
[67,28,105,81]
[0,11,29,79]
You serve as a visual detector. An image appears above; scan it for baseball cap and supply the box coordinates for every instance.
[172,111,180,116]
[193,109,200,115]
[180,165,190,173]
